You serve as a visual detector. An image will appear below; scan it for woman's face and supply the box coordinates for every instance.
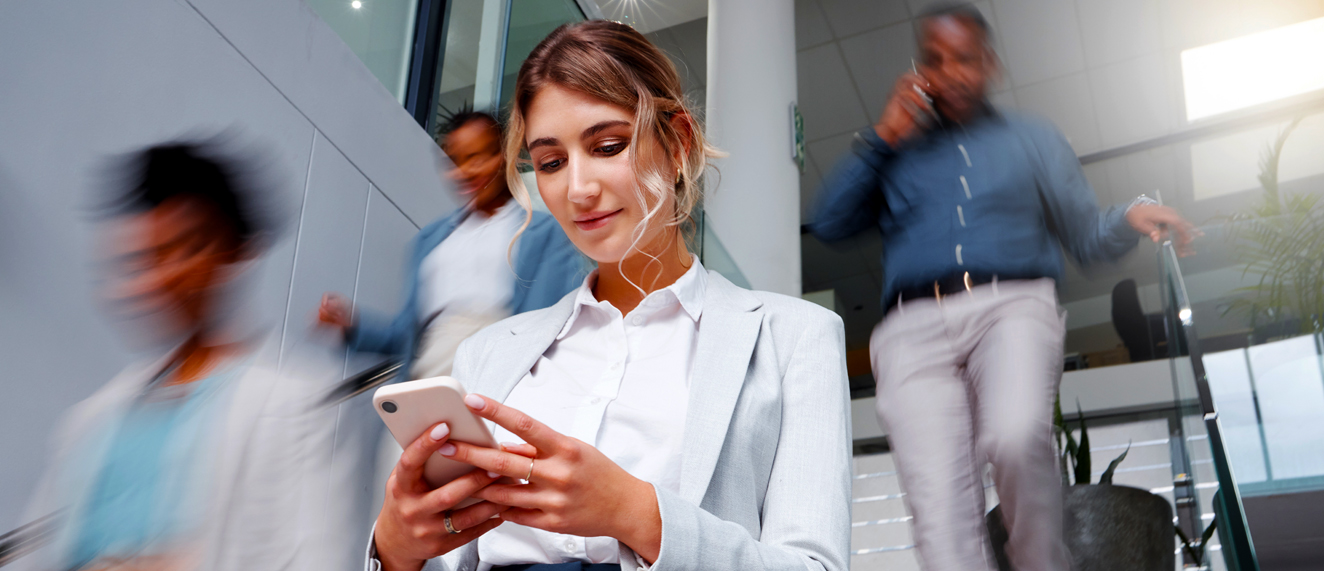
[524,84,673,264]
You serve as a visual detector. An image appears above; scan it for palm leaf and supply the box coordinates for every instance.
[1099,440,1131,484]
[1073,401,1091,485]
[1175,526,1202,565]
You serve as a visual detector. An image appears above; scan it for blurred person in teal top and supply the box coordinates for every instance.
[811,4,1198,571]
[18,142,333,571]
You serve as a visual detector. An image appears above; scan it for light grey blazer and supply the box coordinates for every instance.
[417,271,852,571]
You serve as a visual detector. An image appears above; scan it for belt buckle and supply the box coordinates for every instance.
[935,272,974,306]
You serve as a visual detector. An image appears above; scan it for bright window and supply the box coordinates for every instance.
[1181,17,1324,121]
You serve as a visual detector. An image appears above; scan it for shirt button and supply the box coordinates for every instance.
[565,540,575,550]
[631,315,643,326]
[591,397,602,404]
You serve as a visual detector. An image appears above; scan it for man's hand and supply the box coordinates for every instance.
[874,72,935,148]
[1126,204,1202,257]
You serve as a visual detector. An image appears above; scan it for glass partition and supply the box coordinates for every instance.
[307,0,421,103]
[1160,241,1261,570]
[430,0,486,134]
[498,0,585,108]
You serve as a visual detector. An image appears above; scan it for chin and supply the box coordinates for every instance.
[568,235,631,266]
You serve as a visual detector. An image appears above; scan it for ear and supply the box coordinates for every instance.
[669,112,694,157]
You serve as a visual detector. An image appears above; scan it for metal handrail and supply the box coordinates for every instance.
[1159,240,1260,570]
[0,511,61,567]
[319,359,403,407]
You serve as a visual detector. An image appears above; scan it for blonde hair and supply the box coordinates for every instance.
[504,20,722,287]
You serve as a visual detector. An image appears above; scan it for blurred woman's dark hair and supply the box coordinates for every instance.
[106,141,276,252]
[436,103,501,140]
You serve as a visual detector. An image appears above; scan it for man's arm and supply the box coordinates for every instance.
[808,129,892,244]
[1028,122,1143,265]
[1030,121,1198,264]
[810,72,934,244]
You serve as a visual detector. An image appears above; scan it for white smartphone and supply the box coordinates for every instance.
[373,377,499,492]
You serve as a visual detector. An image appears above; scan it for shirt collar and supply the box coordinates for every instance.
[556,255,707,340]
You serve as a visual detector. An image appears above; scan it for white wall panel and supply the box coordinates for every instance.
[187,0,460,227]
[279,133,372,368]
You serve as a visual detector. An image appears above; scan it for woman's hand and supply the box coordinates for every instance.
[374,422,508,571]
[440,394,663,563]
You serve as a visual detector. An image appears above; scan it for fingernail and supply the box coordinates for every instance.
[438,443,456,456]
[500,442,520,449]
[488,471,501,478]
[464,394,485,410]
[430,423,450,441]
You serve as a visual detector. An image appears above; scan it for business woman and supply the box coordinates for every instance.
[369,20,851,571]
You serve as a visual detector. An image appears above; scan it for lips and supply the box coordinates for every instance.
[573,209,622,231]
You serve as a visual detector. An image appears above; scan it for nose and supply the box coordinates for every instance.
[566,155,599,205]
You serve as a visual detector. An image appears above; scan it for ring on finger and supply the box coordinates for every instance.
[444,511,461,534]
[524,458,535,483]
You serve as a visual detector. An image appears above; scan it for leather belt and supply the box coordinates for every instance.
[887,271,1037,312]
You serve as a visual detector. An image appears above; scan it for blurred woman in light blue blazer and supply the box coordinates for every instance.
[368,21,851,571]
[318,109,585,380]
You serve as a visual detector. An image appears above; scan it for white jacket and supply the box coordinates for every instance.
[17,345,344,571]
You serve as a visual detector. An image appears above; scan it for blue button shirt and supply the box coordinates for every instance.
[811,109,1140,306]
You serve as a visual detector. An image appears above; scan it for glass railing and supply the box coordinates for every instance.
[1159,240,1261,571]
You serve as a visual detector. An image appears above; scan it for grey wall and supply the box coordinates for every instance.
[0,0,458,535]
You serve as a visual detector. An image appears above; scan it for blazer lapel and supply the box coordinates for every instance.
[472,293,578,403]
[679,273,764,504]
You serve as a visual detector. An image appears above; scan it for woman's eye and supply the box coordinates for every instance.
[538,158,564,173]
[595,142,626,156]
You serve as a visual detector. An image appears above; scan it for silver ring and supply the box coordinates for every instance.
[444,511,461,534]
[525,458,535,483]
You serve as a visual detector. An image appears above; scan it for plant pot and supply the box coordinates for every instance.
[986,484,1175,571]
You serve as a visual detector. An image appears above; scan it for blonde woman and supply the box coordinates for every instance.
[369,20,850,571]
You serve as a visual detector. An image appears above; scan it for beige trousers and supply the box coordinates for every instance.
[870,278,1071,571]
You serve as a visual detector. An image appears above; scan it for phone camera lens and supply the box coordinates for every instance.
[381,401,397,413]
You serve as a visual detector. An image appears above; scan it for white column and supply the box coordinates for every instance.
[704,0,801,296]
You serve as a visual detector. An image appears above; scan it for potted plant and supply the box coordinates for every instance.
[986,398,1174,571]
[1176,519,1218,570]
[1217,117,1324,340]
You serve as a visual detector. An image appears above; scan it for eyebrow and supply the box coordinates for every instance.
[581,120,630,140]
[526,120,632,152]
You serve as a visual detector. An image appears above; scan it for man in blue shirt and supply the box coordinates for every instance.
[812,4,1196,571]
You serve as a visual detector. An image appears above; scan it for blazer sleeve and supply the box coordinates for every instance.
[345,306,413,356]
[648,312,852,571]
[515,217,586,314]
[345,233,424,356]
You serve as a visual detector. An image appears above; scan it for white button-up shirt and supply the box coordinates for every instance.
[477,257,706,569]
[417,201,522,322]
